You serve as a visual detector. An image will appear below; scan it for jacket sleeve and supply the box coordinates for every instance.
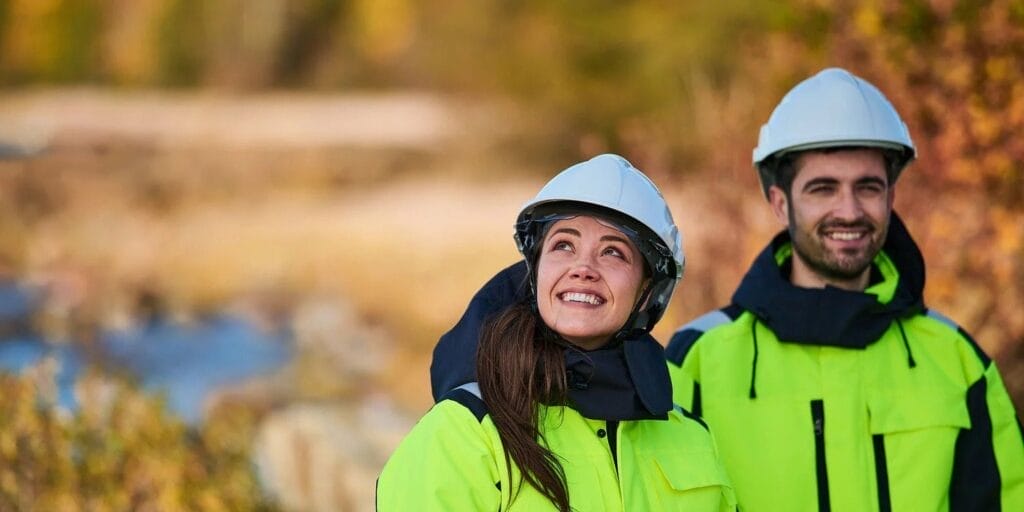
[949,331,1024,511]
[430,261,529,401]
[665,326,702,413]
[377,400,502,511]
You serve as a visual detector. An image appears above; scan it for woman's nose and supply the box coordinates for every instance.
[569,261,599,281]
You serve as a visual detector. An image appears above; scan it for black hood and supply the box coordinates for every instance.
[430,261,530,400]
[430,261,673,420]
[732,212,925,348]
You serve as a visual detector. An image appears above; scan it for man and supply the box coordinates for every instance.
[666,67,1023,511]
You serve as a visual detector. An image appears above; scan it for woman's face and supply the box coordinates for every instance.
[536,215,647,350]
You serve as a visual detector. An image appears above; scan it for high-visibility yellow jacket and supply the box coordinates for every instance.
[377,384,736,511]
[667,217,1024,512]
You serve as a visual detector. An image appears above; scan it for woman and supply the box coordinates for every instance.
[377,154,735,511]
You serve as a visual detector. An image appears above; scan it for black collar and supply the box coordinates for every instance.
[563,335,673,421]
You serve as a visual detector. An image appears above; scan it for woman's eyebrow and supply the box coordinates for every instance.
[550,227,630,246]
[550,227,581,237]
[601,234,630,245]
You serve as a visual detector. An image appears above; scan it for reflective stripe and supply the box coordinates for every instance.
[674,310,732,336]
[455,381,482,399]
[926,309,959,330]
[444,382,486,422]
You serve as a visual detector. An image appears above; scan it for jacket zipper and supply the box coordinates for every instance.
[872,434,891,512]
[811,400,831,512]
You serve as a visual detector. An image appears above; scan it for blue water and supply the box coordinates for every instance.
[0,280,292,424]
[0,336,83,410]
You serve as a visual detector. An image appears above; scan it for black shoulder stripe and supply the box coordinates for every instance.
[666,329,702,365]
[957,327,991,368]
[950,377,1000,511]
[924,308,991,368]
[441,388,488,422]
[674,404,709,431]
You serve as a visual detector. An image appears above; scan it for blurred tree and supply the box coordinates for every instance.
[102,0,162,85]
[820,0,1024,406]
[408,0,803,174]
[272,0,345,86]
[0,0,103,83]
[155,0,207,86]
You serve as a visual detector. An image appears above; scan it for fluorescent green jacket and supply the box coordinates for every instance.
[667,220,1024,512]
[377,385,736,511]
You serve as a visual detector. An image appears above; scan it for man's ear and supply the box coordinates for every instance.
[768,185,790,226]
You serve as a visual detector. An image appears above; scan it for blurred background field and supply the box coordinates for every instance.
[0,0,1022,510]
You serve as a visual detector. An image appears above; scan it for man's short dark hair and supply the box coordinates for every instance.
[768,146,904,198]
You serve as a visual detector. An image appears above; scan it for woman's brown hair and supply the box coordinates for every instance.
[476,302,571,512]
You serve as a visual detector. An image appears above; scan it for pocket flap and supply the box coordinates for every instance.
[868,390,970,434]
[653,449,727,491]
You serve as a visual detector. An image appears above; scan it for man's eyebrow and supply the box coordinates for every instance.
[856,176,887,186]
[801,176,839,191]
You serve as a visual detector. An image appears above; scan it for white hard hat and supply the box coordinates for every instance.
[753,67,916,196]
[514,153,684,337]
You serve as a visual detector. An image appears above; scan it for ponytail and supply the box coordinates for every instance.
[476,303,571,511]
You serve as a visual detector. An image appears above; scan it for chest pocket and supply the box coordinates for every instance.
[651,448,734,510]
[868,389,969,434]
[866,388,969,511]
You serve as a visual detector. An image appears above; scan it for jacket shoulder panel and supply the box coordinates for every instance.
[439,382,487,422]
[922,308,991,367]
[674,404,709,431]
[666,305,742,365]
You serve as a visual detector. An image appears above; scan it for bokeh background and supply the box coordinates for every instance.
[0,0,1021,510]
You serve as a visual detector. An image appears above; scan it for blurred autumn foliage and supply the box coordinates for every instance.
[0,371,277,511]
[819,0,1024,404]
[0,0,1021,507]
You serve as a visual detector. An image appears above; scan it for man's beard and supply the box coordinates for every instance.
[788,207,887,283]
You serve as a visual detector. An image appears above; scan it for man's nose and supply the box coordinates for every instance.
[833,187,864,220]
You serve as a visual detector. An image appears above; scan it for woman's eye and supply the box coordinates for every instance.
[603,247,625,259]
[553,241,573,252]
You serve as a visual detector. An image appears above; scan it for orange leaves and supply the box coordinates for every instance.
[809,0,1024,410]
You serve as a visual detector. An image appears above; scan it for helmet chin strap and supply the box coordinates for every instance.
[614,282,656,342]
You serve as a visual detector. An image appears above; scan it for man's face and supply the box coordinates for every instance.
[768,148,893,290]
